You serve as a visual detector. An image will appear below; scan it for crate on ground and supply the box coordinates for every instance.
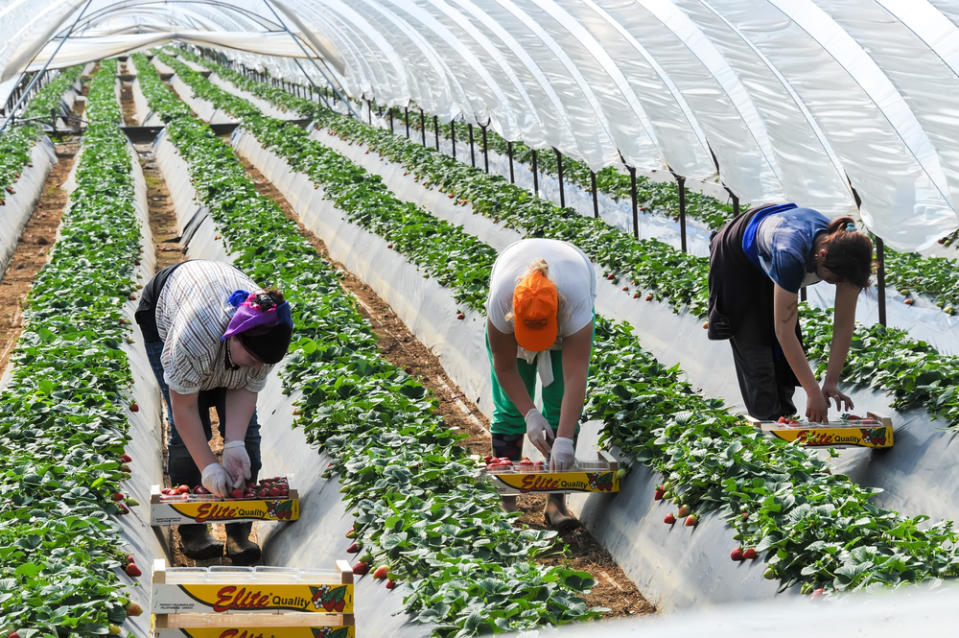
[151,559,354,637]
[748,412,893,448]
[150,475,299,525]
[482,450,621,494]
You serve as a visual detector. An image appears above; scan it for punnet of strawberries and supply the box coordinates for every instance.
[483,455,545,473]
[159,476,291,499]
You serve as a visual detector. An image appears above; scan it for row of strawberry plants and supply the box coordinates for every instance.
[0,65,84,204]
[135,52,598,637]
[0,59,144,636]
[159,52,959,594]
[167,49,959,432]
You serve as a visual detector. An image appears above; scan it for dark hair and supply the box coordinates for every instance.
[820,217,873,289]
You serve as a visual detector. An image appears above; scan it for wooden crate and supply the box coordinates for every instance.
[152,559,354,637]
[748,412,893,448]
[150,485,299,525]
[484,450,621,494]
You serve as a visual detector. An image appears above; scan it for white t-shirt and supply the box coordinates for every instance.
[155,260,272,395]
[485,238,596,346]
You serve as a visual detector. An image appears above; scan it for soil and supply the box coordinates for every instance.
[0,82,88,374]
[235,153,656,619]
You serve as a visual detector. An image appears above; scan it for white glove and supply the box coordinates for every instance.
[201,462,231,497]
[222,440,251,489]
[549,437,575,471]
[524,408,554,457]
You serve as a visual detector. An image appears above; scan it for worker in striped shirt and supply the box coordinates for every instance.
[135,260,293,564]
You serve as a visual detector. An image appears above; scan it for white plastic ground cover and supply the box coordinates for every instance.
[119,65,165,127]
[305,121,959,527]
[0,137,56,279]
[150,130,431,637]
[504,581,959,637]
[231,128,787,611]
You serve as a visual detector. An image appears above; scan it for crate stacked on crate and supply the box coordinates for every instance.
[151,559,355,637]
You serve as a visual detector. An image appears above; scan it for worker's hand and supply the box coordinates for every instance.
[524,408,555,457]
[200,462,232,497]
[222,440,251,489]
[805,390,830,423]
[549,437,575,471]
[821,381,853,413]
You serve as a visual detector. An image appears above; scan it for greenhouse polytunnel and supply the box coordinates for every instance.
[2,1,959,636]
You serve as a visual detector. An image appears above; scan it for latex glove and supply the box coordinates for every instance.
[524,408,554,457]
[222,440,251,489]
[200,462,231,498]
[550,437,575,471]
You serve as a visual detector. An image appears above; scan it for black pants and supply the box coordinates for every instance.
[728,308,797,420]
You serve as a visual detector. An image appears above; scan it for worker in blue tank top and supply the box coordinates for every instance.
[707,203,873,423]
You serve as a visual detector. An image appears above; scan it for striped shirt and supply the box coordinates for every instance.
[155,260,272,394]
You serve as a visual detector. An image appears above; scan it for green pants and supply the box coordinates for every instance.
[485,330,566,436]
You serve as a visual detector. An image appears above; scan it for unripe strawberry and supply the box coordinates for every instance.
[677,504,690,517]
[126,601,143,616]
[684,515,698,526]
[372,565,389,580]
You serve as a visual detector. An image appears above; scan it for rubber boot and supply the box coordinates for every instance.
[178,524,223,560]
[544,493,579,533]
[225,522,261,566]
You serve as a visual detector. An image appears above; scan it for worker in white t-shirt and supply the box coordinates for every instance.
[485,238,596,531]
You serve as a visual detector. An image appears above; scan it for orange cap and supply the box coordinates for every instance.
[512,270,558,351]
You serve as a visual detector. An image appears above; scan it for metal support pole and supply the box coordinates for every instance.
[677,174,687,253]
[532,150,539,197]
[419,108,427,147]
[591,170,599,218]
[555,149,565,209]
[507,141,515,183]
[367,99,372,125]
[629,166,639,239]
[451,121,456,160]
[404,107,410,138]
[388,108,394,133]
[482,125,489,173]
[876,237,887,326]
[433,115,440,150]
[468,123,476,167]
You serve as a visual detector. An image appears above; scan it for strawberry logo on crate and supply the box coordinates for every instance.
[266,499,294,520]
[586,472,614,492]
[309,584,348,612]
[861,426,887,446]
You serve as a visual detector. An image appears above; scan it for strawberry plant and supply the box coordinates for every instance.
[0,59,144,633]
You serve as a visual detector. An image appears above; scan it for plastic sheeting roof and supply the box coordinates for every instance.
[3,0,959,251]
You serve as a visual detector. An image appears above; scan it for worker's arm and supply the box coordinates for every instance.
[821,282,858,412]
[169,390,218,470]
[223,388,258,443]
[487,319,536,416]
[557,321,593,441]
[772,285,828,422]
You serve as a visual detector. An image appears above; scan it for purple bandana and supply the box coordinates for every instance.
[222,291,292,340]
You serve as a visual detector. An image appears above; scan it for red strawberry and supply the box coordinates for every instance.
[372,565,389,580]
[129,294,136,301]
[743,547,757,560]
[112,492,124,501]
[633,292,639,298]
[386,579,396,589]
[645,294,653,301]
[230,489,244,499]
[174,484,190,494]
[606,273,614,280]
[346,542,359,553]
[387,243,393,249]
[456,312,465,320]
[621,286,629,291]
[352,561,369,575]
[125,601,143,616]
[730,548,743,561]
[121,453,132,463]
[904,298,914,305]
[129,402,139,412]
[810,588,824,599]
[117,502,129,515]
[664,513,676,524]
[125,563,142,577]
[653,487,664,501]
[684,515,698,527]
[405,366,414,374]
[126,554,135,564]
